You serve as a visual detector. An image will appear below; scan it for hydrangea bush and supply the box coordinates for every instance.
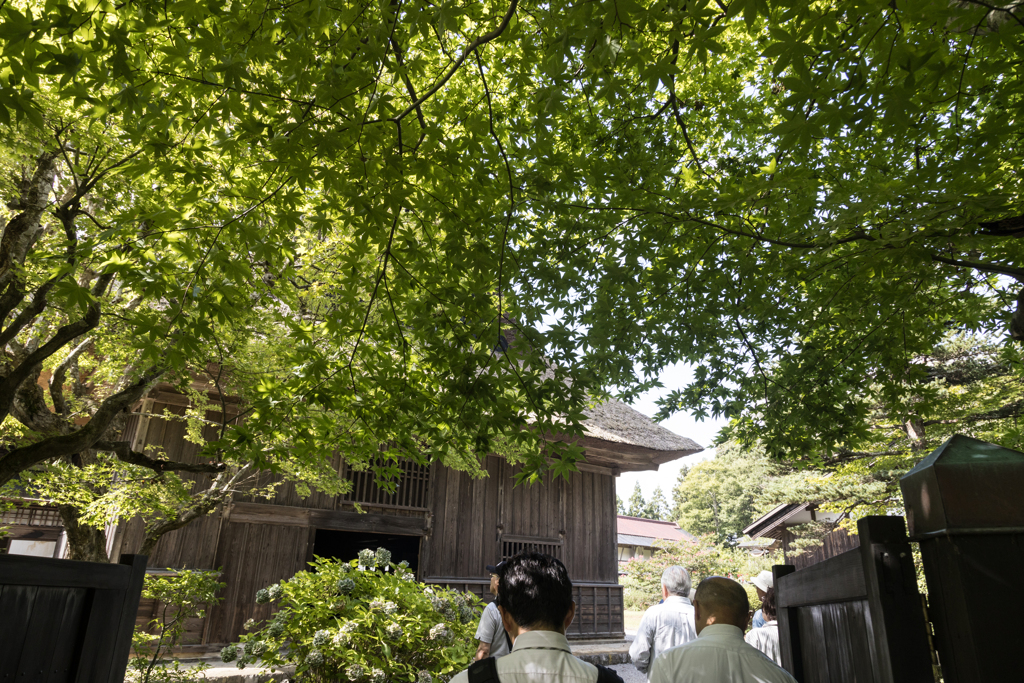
[222,548,480,682]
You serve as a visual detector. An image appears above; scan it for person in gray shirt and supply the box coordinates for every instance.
[474,562,511,660]
[629,566,697,678]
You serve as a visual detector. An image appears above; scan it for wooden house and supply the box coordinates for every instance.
[616,515,695,571]
[112,386,702,645]
[741,502,854,571]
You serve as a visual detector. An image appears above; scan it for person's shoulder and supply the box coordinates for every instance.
[450,667,471,683]
[658,636,709,659]
[496,651,599,680]
[736,642,796,682]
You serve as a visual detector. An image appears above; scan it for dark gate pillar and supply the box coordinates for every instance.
[901,434,1024,683]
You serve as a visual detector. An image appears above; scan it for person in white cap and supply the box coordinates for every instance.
[750,570,774,629]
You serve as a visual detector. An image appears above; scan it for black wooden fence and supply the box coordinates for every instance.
[0,553,147,682]
[774,516,933,683]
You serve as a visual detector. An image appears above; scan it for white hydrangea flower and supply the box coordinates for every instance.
[383,601,398,614]
[386,621,403,638]
[357,548,376,569]
[313,630,331,648]
[428,623,452,642]
[417,671,433,683]
[342,621,359,634]
[370,667,386,683]
[370,598,386,611]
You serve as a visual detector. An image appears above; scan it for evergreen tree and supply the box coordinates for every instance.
[627,482,647,518]
[616,496,626,515]
[645,486,670,521]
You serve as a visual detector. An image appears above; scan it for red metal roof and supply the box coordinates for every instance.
[616,515,694,542]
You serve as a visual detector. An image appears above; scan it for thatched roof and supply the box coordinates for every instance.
[583,398,702,453]
[542,397,703,474]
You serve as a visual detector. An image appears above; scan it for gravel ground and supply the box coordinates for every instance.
[609,663,645,683]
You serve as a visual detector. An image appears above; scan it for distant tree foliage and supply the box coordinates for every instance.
[672,443,774,543]
[627,482,647,518]
[644,486,670,521]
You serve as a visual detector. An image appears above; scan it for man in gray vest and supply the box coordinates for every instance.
[629,566,697,678]
[452,553,623,683]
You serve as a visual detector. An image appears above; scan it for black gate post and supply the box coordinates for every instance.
[901,434,1024,683]
[0,552,148,682]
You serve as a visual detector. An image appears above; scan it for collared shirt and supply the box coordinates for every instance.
[628,595,697,678]
[451,630,599,683]
[744,621,782,666]
[650,624,797,683]
[475,602,511,658]
[751,609,766,629]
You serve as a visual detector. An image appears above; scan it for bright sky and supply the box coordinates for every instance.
[613,362,728,502]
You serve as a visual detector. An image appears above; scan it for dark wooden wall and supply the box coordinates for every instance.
[783,526,861,571]
[121,395,622,645]
[422,458,618,584]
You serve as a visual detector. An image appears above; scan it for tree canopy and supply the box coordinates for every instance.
[2,0,1022,559]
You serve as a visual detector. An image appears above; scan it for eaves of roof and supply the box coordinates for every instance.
[742,503,811,540]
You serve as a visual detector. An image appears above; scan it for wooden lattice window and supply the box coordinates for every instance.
[501,535,563,561]
[1,507,62,527]
[340,458,430,510]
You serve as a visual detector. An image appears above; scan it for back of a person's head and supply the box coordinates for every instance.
[694,576,750,628]
[497,552,573,629]
[662,565,692,597]
[761,587,776,621]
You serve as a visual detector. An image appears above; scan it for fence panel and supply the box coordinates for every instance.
[775,516,932,683]
[0,553,147,683]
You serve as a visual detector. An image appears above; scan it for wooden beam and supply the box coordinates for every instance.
[226,502,310,527]
[309,510,428,536]
[776,548,867,608]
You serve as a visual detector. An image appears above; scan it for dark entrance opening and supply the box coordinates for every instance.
[312,529,421,575]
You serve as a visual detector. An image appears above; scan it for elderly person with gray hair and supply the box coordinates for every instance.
[628,566,697,678]
[650,577,796,683]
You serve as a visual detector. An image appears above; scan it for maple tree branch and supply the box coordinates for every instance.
[94,440,227,474]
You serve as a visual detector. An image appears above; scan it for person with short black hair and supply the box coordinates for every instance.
[649,577,796,683]
[628,566,697,678]
[744,587,781,665]
[451,553,624,683]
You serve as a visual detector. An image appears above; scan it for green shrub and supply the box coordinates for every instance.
[128,568,225,683]
[225,548,479,682]
[621,536,780,611]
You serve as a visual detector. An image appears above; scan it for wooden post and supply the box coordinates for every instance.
[901,434,1024,683]
[773,564,800,680]
[107,554,148,683]
[856,516,933,683]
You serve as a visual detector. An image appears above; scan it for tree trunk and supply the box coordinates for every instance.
[58,504,110,562]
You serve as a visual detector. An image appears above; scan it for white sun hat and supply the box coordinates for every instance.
[751,570,774,592]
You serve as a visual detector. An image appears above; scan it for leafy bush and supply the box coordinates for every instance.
[225,548,479,682]
[128,569,225,683]
[621,536,779,611]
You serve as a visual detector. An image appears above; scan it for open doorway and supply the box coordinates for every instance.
[312,529,421,575]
